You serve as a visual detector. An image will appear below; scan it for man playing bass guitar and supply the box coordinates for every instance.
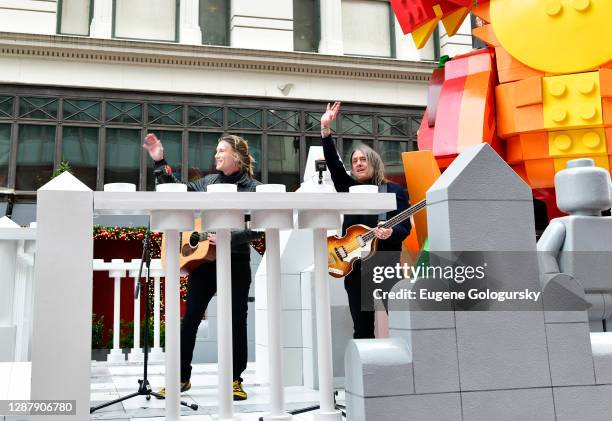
[321,101,411,339]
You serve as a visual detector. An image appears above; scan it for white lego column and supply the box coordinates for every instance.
[128,262,144,362]
[151,183,194,421]
[149,260,165,362]
[230,0,293,51]
[89,0,113,38]
[298,210,342,421]
[252,185,294,421]
[318,0,343,55]
[31,172,93,421]
[108,259,126,363]
[179,0,202,45]
[0,216,19,362]
[202,184,244,421]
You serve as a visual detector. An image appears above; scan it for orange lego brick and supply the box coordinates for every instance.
[496,77,544,137]
[442,6,470,37]
[606,128,612,155]
[601,69,612,126]
[519,132,549,160]
[472,24,499,47]
[457,71,495,150]
[506,137,523,164]
[495,46,544,84]
[524,159,555,189]
[515,76,543,107]
[401,150,441,250]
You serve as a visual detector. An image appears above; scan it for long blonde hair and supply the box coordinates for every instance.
[218,134,255,177]
[350,144,386,186]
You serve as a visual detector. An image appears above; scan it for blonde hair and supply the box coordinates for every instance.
[218,134,255,177]
[350,144,387,186]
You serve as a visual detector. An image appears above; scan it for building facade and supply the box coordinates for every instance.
[0,0,473,223]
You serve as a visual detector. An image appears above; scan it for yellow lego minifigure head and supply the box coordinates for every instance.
[490,0,612,74]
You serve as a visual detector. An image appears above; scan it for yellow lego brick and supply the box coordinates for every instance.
[548,128,608,158]
[554,155,610,173]
[543,72,603,130]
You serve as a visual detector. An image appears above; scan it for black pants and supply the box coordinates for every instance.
[344,254,397,339]
[344,260,375,339]
[180,256,252,382]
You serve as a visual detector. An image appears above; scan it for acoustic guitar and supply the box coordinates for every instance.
[161,217,266,275]
[327,199,426,278]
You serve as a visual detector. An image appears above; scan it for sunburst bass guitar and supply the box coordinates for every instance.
[327,199,426,278]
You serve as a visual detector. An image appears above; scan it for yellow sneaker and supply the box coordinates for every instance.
[233,380,247,401]
[155,381,191,399]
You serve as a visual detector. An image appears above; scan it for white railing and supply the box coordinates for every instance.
[0,217,36,363]
[31,173,395,421]
[92,258,165,363]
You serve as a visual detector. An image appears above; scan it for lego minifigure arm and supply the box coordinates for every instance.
[536,220,566,274]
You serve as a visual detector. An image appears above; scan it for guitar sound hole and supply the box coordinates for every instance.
[189,232,200,248]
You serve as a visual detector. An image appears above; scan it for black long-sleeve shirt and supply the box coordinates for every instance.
[322,134,411,251]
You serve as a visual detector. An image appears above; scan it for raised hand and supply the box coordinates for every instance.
[143,133,164,161]
[321,101,341,137]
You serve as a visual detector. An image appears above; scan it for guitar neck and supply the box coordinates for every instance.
[362,199,427,241]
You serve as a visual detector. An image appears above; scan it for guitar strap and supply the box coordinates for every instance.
[378,183,388,223]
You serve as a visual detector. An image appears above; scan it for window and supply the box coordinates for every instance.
[148,103,183,126]
[58,0,92,36]
[63,99,101,122]
[104,129,141,187]
[0,96,13,118]
[229,108,263,130]
[341,0,394,57]
[19,97,58,120]
[268,136,300,192]
[268,110,300,132]
[200,0,230,46]
[188,106,223,128]
[106,101,143,125]
[294,0,319,52]
[16,125,56,191]
[0,124,10,187]
[114,0,178,42]
[61,127,98,190]
[378,140,413,186]
[341,113,373,135]
[0,88,423,193]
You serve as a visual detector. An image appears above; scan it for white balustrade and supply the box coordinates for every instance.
[0,217,36,362]
[32,174,395,421]
[92,258,166,364]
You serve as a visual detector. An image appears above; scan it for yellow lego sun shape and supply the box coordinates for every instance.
[490,0,612,74]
